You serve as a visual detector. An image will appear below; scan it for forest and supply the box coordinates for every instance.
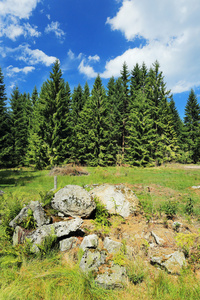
[0,60,200,169]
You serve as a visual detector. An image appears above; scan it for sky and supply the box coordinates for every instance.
[0,0,200,119]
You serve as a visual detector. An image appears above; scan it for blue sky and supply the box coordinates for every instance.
[0,0,200,119]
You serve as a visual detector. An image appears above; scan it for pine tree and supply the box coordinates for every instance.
[184,89,200,163]
[0,67,11,167]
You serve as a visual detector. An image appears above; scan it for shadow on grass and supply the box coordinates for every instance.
[0,169,39,188]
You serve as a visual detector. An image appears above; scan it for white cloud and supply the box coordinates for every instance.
[5,44,58,66]
[46,14,51,20]
[103,0,200,93]
[88,55,100,62]
[6,65,35,76]
[0,0,40,19]
[45,21,65,39]
[0,0,41,41]
[78,59,98,78]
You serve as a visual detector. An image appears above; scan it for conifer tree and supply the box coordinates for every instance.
[10,87,28,166]
[184,89,200,163]
[0,67,11,167]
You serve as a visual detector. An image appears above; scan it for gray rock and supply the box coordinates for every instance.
[0,190,4,196]
[151,251,186,274]
[9,206,29,228]
[90,184,138,218]
[151,231,165,246]
[163,251,186,274]
[80,234,99,251]
[104,237,122,254]
[95,264,127,289]
[60,237,78,251]
[27,218,83,252]
[13,226,27,246]
[9,201,50,228]
[52,185,96,218]
[29,201,50,227]
[79,250,107,273]
[191,185,200,189]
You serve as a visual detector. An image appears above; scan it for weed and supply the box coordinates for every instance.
[19,208,36,230]
[126,258,145,285]
[175,233,198,258]
[94,198,111,227]
[36,227,58,259]
[39,190,54,208]
[185,198,194,215]
[163,200,178,219]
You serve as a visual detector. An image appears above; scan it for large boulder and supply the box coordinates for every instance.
[90,184,139,218]
[104,237,122,254]
[9,201,50,228]
[51,185,96,218]
[60,237,79,251]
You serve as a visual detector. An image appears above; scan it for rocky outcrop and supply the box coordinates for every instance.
[52,185,96,218]
[90,184,139,218]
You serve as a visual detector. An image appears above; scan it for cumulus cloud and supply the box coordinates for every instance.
[0,0,40,19]
[78,59,98,78]
[6,65,35,77]
[0,0,41,40]
[103,0,200,93]
[45,21,65,39]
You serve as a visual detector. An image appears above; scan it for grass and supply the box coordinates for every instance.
[1,164,200,299]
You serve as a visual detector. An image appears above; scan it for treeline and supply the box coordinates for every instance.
[0,60,200,169]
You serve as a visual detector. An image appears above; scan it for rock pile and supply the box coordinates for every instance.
[9,183,190,289]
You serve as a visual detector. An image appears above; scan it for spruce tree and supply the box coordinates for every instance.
[10,87,28,166]
[0,67,11,167]
[184,89,200,163]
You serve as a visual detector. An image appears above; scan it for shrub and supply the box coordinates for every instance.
[185,198,194,215]
[94,198,111,227]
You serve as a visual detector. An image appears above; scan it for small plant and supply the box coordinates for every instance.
[39,191,54,208]
[37,227,58,258]
[173,222,181,232]
[163,200,177,219]
[20,209,36,230]
[185,198,194,216]
[175,233,198,258]
[94,198,111,227]
[126,258,145,284]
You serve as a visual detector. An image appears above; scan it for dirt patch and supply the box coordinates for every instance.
[49,164,89,176]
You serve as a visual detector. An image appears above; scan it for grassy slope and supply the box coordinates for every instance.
[0,164,200,299]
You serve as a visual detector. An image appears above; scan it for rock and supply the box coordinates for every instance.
[13,226,27,246]
[95,264,127,289]
[79,250,107,273]
[27,218,83,252]
[151,251,186,274]
[104,237,122,254]
[60,237,79,251]
[80,234,99,251]
[90,184,138,218]
[52,185,96,218]
[163,251,186,274]
[9,206,29,228]
[9,201,50,228]
[151,231,165,246]
[29,201,50,227]
[191,185,200,189]
[0,190,4,196]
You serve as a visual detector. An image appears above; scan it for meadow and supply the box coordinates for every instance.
[0,164,200,299]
